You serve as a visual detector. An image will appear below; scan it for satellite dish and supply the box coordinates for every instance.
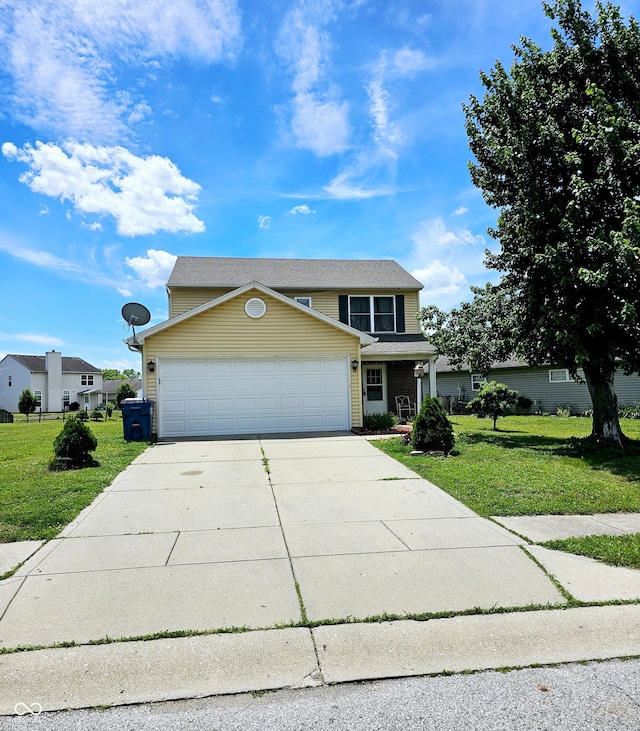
[122,303,151,327]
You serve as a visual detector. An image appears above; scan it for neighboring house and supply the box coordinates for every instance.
[435,356,640,414]
[125,256,437,438]
[0,352,103,413]
[102,379,143,403]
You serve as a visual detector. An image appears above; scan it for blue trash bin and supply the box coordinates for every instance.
[121,398,154,441]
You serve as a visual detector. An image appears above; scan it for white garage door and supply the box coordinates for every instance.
[158,357,350,437]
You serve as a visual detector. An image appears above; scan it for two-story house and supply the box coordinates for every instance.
[0,352,103,413]
[125,257,437,438]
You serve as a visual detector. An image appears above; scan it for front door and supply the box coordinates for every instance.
[363,364,387,415]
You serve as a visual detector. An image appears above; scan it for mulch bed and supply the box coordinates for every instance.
[352,424,412,437]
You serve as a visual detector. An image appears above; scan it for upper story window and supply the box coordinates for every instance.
[549,368,573,383]
[81,374,94,386]
[349,296,395,333]
[295,296,312,307]
[8,375,11,387]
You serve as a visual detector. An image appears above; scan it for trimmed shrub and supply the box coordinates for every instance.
[52,417,98,469]
[411,397,455,454]
[68,401,80,412]
[363,412,399,431]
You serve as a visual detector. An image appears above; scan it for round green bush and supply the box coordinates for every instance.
[53,417,98,468]
[411,397,455,454]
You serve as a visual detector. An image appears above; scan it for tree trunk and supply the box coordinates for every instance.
[582,358,626,448]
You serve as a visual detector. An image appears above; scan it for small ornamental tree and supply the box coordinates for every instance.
[53,417,98,468]
[18,388,37,422]
[411,397,455,454]
[116,381,137,407]
[467,381,518,431]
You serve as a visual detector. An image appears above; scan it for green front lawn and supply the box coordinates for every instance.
[373,416,640,517]
[0,419,149,543]
[542,534,640,570]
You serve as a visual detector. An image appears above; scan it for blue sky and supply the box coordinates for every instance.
[0,0,637,372]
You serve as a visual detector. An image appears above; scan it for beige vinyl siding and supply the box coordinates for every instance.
[289,292,339,320]
[169,288,232,317]
[145,291,363,431]
[170,287,422,333]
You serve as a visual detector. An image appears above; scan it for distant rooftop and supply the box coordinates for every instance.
[4,354,101,373]
[167,257,424,291]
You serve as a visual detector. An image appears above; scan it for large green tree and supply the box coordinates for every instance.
[422,0,640,448]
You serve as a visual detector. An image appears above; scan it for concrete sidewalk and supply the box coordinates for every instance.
[1,432,640,714]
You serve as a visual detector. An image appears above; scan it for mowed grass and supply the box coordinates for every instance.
[0,418,149,543]
[373,416,640,517]
[542,534,640,570]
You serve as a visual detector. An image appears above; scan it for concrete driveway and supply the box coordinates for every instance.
[5,432,640,714]
[0,432,563,650]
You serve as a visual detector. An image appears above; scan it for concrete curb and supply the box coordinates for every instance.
[3,604,640,715]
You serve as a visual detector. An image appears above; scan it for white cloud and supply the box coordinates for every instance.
[39,205,50,216]
[0,331,66,348]
[276,3,351,157]
[323,171,393,200]
[393,48,434,76]
[1,0,242,141]
[322,145,397,200]
[290,93,351,157]
[0,238,84,273]
[125,249,177,289]
[4,140,205,236]
[453,206,468,216]
[366,75,402,147]
[257,215,272,229]
[412,260,467,298]
[412,217,484,250]
[289,204,315,215]
[14,332,66,347]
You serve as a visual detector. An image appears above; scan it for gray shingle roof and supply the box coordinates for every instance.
[102,379,142,394]
[435,355,527,373]
[167,257,423,290]
[362,334,437,356]
[6,355,101,373]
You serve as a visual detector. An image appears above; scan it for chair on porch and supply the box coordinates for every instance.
[395,395,416,421]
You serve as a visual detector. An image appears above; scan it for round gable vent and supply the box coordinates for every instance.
[245,297,267,319]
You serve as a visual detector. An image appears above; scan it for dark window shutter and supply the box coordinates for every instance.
[395,294,405,333]
[339,295,349,325]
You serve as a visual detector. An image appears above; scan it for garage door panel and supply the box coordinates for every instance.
[211,398,234,411]
[159,358,349,437]
[186,361,210,377]
[235,379,258,394]
[235,397,257,411]
[257,397,279,410]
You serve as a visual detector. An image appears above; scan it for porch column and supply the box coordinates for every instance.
[428,355,437,398]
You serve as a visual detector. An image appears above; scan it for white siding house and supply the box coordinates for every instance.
[0,352,103,413]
